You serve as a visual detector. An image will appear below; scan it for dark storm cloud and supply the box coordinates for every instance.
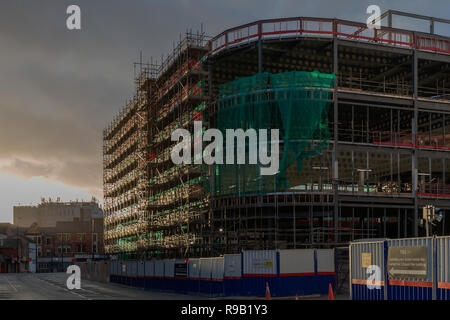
[0,0,448,199]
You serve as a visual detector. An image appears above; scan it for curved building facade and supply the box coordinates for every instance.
[103,14,450,259]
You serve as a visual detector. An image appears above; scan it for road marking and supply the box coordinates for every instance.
[5,277,18,292]
[35,276,92,300]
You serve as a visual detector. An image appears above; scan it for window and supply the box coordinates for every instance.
[46,238,51,245]
[58,233,71,241]
[59,246,71,254]
[46,249,51,257]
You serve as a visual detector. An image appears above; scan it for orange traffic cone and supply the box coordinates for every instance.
[265,282,272,300]
[328,283,334,300]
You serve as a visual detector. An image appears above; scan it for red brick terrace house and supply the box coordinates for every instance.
[24,218,104,272]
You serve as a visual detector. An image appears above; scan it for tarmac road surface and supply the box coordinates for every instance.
[0,272,349,300]
[0,272,203,300]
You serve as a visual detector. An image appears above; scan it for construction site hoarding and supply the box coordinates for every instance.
[350,240,386,300]
[145,260,154,277]
[279,249,314,276]
[349,237,450,300]
[317,249,335,274]
[103,248,334,297]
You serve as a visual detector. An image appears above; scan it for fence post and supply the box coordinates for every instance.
[349,245,353,300]
[383,240,389,300]
[433,236,437,300]
[276,251,280,297]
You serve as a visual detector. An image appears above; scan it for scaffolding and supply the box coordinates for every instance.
[103,31,210,259]
[146,32,209,258]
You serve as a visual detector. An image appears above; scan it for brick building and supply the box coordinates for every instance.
[24,219,104,272]
[13,199,105,272]
[0,223,36,273]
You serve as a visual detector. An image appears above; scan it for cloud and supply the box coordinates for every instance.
[0,0,448,208]
[0,158,55,179]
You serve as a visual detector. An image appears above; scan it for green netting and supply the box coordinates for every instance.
[213,70,334,196]
[118,253,133,260]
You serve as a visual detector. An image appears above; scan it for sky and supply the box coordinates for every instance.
[0,0,449,222]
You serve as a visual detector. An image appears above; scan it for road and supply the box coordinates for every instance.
[0,273,349,300]
[0,273,204,300]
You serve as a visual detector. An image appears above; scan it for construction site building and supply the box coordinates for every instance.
[104,11,450,259]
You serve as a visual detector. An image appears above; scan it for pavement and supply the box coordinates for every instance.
[0,273,350,300]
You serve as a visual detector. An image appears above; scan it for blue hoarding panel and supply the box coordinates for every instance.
[224,278,242,296]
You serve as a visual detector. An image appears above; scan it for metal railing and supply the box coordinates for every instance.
[208,17,450,56]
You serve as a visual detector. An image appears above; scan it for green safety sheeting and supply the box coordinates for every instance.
[214,70,334,196]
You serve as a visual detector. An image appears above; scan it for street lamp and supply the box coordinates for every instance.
[16,224,19,273]
[15,216,21,273]
[61,232,64,272]
[92,219,95,261]
[422,205,444,237]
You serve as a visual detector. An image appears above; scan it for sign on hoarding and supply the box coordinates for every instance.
[387,246,428,280]
[175,263,187,278]
[252,259,272,268]
[361,253,372,268]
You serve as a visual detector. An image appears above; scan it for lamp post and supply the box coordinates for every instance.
[15,216,21,273]
[16,224,19,273]
[92,219,95,261]
[61,233,64,272]
[35,239,38,273]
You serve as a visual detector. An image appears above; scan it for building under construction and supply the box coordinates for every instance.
[103,10,450,259]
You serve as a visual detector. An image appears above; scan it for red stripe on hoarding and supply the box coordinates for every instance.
[438,282,450,289]
[224,276,242,280]
[352,279,385,286]
[280,273,314,277]
[389,280,432,288]
[317,272,336,276]
[243,273,277,277]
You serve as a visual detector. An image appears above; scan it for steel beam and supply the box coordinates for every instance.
[413,48,419,237]
[333,28,339,243]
